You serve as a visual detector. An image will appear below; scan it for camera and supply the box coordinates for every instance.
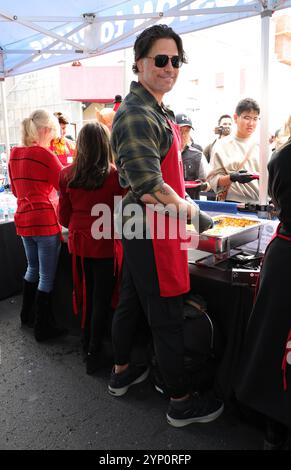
[214,126,231,136]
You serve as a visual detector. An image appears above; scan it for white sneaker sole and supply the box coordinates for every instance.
[154,384,165,395]
[166,402,224,427]
[108,368,150,397]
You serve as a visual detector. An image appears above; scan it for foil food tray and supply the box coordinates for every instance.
[188,215,263,254]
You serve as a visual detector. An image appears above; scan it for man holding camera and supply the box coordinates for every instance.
[203,114,232,163]
[207,98,260,204]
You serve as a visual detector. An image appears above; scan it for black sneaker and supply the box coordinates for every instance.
[166,392,224,427]
[263,419,289,450]
[108,364,150,397]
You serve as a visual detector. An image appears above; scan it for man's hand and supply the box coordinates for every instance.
[230,170,255,184]
[187,199,213,233]
[198,210,214,233]
[193,180,208,191]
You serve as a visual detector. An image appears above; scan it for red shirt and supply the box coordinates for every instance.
[58,164,124,259]
[50,138,75,166]
[9,146,63,237]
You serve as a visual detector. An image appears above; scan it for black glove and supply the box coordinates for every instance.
[230,170,254,184]
[188,201,213,233]
[192,180,208,191]
[200,182,208,191]
[198,210,214,233]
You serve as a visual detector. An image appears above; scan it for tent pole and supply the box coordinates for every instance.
[259,8,272,207]
[0,78,10,160]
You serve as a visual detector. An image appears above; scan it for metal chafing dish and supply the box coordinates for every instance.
[188,214,264,254]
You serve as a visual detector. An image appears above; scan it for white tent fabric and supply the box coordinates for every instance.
[1,0,291,78]
[1,0,291,204]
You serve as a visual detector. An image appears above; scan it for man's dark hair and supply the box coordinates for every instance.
[235,98,260,116]
[114,94,122,103]
[132,24,187,74]
[218,114,232,125]
[54,111,69,125]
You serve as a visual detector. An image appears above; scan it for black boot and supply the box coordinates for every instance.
[86,350,101,375]
[34,290,68,342]
[80,329,89,362]
[263,417,289,450]
[20,280,38,327]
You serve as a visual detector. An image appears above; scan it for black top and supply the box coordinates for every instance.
[268,139,291,231]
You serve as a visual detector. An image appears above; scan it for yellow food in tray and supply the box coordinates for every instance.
[204,216,259,236]
[186,215,259,236]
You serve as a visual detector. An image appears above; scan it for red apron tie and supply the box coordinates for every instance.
[282,329,291,391]
[70,232,88,328]
[72,252,81,316]
[71,253,87,328]
[81,256,87,329]
[276,223,291,391]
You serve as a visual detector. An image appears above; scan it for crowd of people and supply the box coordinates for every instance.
[6,24,291,449]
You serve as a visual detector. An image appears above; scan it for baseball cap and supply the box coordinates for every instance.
[176,113,193,129]
[113,94,122,103]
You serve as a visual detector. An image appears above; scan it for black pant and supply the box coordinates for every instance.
[82,257,115,353]
[112,238,187,399]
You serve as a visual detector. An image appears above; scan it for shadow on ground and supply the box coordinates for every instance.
[0,294,280,451]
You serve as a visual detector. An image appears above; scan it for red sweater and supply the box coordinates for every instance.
[58,164,124,259]
[9,146,63,236]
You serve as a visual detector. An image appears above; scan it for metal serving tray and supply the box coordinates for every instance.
[196,215,263,254]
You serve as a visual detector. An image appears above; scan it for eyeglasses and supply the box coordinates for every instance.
[241,115,260,123]
[146,54,182,69]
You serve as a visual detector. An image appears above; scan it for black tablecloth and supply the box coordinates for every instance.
[189,264,254,399]
[0,221,27,300]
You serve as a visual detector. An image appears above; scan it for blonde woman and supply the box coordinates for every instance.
[8,109,66,342]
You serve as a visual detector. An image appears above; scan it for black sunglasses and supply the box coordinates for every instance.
[146,54,182,68]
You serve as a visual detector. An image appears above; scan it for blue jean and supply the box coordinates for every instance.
[21,234,61,293]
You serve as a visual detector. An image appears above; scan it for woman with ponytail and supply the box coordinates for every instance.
[8,109,66,342]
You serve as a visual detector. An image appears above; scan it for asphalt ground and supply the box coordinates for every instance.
[0,294,284,453]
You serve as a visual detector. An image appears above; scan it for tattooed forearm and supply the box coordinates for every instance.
[150,184,172,204]
[140,183,189,217]
[158,184,171,196]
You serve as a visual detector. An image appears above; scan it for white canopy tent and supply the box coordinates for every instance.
[1,0,291,204]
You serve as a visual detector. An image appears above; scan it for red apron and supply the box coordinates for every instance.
[69,220,114,328]
[58,141,74,166]
[70,231,90,329]
[50,140,74,166]
[146,121,190,297]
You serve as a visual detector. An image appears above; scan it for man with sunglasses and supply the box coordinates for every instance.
[207,98,260,203]
[109,24,223,427]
